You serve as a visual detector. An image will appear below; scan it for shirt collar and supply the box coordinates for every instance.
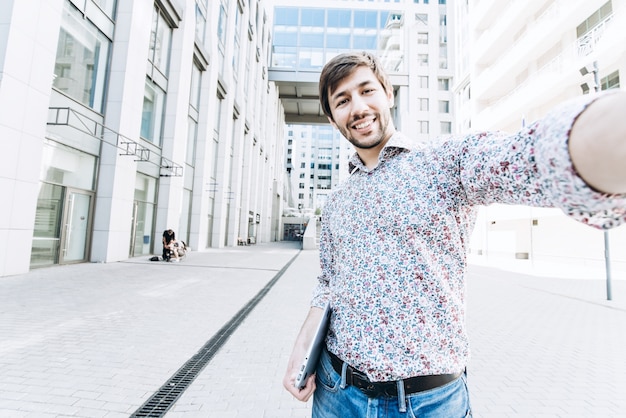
[348,132,415,174]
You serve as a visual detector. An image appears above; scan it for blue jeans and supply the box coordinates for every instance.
[313,348,472,418]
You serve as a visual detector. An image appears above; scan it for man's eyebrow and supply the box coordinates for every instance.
[331,80,374,103]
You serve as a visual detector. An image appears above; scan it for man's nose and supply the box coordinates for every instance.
[350,94,369,115]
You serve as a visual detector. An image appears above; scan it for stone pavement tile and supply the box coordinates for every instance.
[166,250,318,417]
[2,242,624,417]
[467,265,626,417]
[166,254,626,417]
[0,242,300,417]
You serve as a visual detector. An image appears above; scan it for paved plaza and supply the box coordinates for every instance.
[0,241,625,417]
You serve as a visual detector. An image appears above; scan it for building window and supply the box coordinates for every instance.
[419,121,429,134]
[93,0,117,17]
[186,117,198,165]
[417,32,429,44]
[415,13,428,25]
[419,98,429,111]
[328,9,351,27]
[195,0,207,44]
[299,183,305,189]
[140,80,165,144]
[149,5,173,79]
[439,44,448,69]
[439,100,450,113]
[601,70,620,90]
[272,7,405,72]
[217,1,228,72]
[218,2,228,46]
[440,121,451,134]
[576,1,613,37]
[232,3,243,75]
[438,78,450,91]
[354,10,378,28]
[53,1,111,112]
[41,140,97,191]
[419,76,429,88]
[418,54,429,67]
[189,63,201,112]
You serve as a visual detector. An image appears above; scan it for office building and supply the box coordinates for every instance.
[3,0,624,278]
[0,0,286,277]
[284,124,352,213]
[271,0,456,212]
[465,0,626,271]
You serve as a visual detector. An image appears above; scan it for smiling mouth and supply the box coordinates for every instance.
[352,118,375,130]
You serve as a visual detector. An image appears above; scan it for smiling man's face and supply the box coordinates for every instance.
[327,66,395,151]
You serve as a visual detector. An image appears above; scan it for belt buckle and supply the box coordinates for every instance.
[355,378,379,398]
[352,372,397,398]
[350,371,375,397]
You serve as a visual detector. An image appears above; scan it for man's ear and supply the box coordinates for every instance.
[327,115,337,129]
[387,89,395,108]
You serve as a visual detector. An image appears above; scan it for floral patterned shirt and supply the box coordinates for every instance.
[311,93,626,382]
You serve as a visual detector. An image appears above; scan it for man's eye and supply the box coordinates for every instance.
[336,99,348,107]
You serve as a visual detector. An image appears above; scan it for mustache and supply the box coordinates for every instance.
[351,113,375,123]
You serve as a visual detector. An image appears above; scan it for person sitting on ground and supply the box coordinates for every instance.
[162,228,180,262]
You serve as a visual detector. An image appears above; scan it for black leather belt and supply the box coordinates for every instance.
[329,351,462,398]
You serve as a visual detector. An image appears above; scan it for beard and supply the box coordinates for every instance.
[337,111,392,150]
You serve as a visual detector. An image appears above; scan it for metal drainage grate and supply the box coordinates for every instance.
[130,251,301,417]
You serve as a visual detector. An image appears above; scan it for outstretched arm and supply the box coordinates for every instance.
[569,92,626,194]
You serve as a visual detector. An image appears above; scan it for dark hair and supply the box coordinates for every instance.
[318,51,393,121]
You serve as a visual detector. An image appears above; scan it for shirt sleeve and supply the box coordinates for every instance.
[310,211,333,308]
[458,92,626,230]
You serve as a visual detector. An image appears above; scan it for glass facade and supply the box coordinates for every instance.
[195,0,207,43]
[40,141,97,191]
[31,141,97,268]
[272,7,405,72]
[53,1,111,113]
[92,0,117,17]
[131,174,157,257]
[31,183,64,268]
[148,5,173,79]
[140,80,166,144]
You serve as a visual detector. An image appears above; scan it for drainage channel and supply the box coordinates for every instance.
[130,251,301,417]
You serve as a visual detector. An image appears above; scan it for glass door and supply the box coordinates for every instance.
[59,189,93,264]
[129,200,155,257]
[31,185,93,267]
[31,183,64,268]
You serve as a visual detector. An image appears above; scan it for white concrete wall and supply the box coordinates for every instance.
[0,0,63,276]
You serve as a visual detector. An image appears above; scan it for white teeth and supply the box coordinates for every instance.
[354,120,373,129]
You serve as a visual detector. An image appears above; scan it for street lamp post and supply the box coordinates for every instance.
[580,60,612,301]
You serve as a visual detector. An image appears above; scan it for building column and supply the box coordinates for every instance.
[0,0,63,276]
